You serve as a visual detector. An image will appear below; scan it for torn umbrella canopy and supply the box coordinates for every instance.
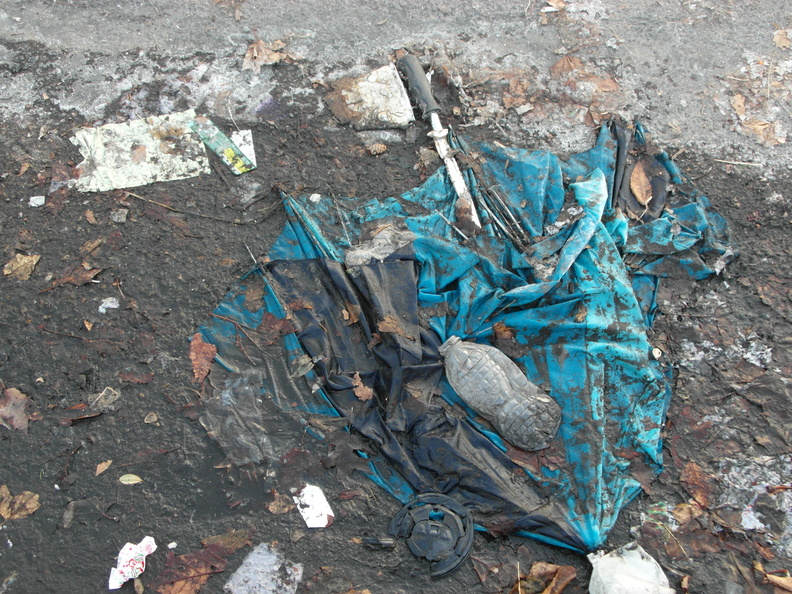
[196,122,735,552]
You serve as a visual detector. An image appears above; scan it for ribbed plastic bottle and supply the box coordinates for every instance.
[439,336,561,451]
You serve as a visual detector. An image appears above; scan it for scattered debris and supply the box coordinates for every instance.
[292,484,334,528]
[3,254,40,281]
[190,117,256,175]
[108,536,157,590]
[0,485,40,521]
[28,195,45,208]
[150,527,253,594]
[324,64,414,130]
[223,542,303,594]
[70,110,210,193]
[588,542,674,594]
[241,39,297,75]
[0,385,31,432]
[43,264,102,291]
[365,142,387,156]
[266,490,296,515]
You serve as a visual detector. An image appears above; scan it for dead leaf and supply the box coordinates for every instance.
[671,501,705,525]
[550,55,583,78]
[18,162,30,176]
[43,265,102,291]
[755,561,792,592]
[377,315,413,338]
[493,321,515,340]
[3,254,40,280]
[546,0,567,9]
[243,282,264,312]
[151,527,253,594]
[80,237,104,254]
[680,461,713,508]
[774,29,791,50]
[119,474,143,485]
[0,386,30,432]
[731,94,746,117]
[266,490,296,515]
[96,460,113,476]
[119,371,154,384]
[630,160,654,206]
[528,561,576,594]
[352,372,374,401]
[242,39,296,74]
[189,333,216,385]
[0,485,41,520]
[144,412,159,424]
[742,118,785,145]
[85,210,98,224]
[84,320,94,331]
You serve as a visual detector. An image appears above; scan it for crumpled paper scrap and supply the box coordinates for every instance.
[108,536,157,589]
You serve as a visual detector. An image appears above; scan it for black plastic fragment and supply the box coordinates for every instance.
[389,493,474,578]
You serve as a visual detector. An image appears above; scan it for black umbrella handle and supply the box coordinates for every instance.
[396,53,441,120]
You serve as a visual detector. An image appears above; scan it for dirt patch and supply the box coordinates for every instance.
[1,59,791,594]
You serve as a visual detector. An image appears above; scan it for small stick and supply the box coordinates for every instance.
[41,326,124,345]
[434,210,469,240]
[713,159,762,168]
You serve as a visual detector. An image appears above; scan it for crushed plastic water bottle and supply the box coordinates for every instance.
[439,336,561,451]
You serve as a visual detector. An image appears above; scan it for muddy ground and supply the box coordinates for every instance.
[2,27,792,594]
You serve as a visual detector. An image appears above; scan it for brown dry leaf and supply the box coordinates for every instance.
[529,561,577,594]
[547,0,567,8]
[755,561,792,592]
[266,490,296,515]
[18,162,30,176]
[119,371,153,384]
[189,333,216,385]
[85,209,98,224]
[774,29,791,50]
[731,94,746,117]
[742,118,784,145]
[3,254,40,280]
[44,265,102,290]
[152,528,253,594]
[377,315,413,338]
[84,320,94,331]
[242,39,296,75]
[493,321,515,340]
[0,386,30,432]
[95,460,113,476]
[679,461,713,508]
[671,501,705,525]
[0,485,41,520]
[243,282,264,312]
[630,160,654,206]
[80,237,104,254]
[352,372,374,402]
[550,55,583,78]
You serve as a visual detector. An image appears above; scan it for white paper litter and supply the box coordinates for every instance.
[230,130,257,167]
[292,484,334,528]
[28,195,46,207]
[325,64,414,130]
[588,542,674,594]
[70,109,210,193]
[224,543,303,594]
[108,536,157,590]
